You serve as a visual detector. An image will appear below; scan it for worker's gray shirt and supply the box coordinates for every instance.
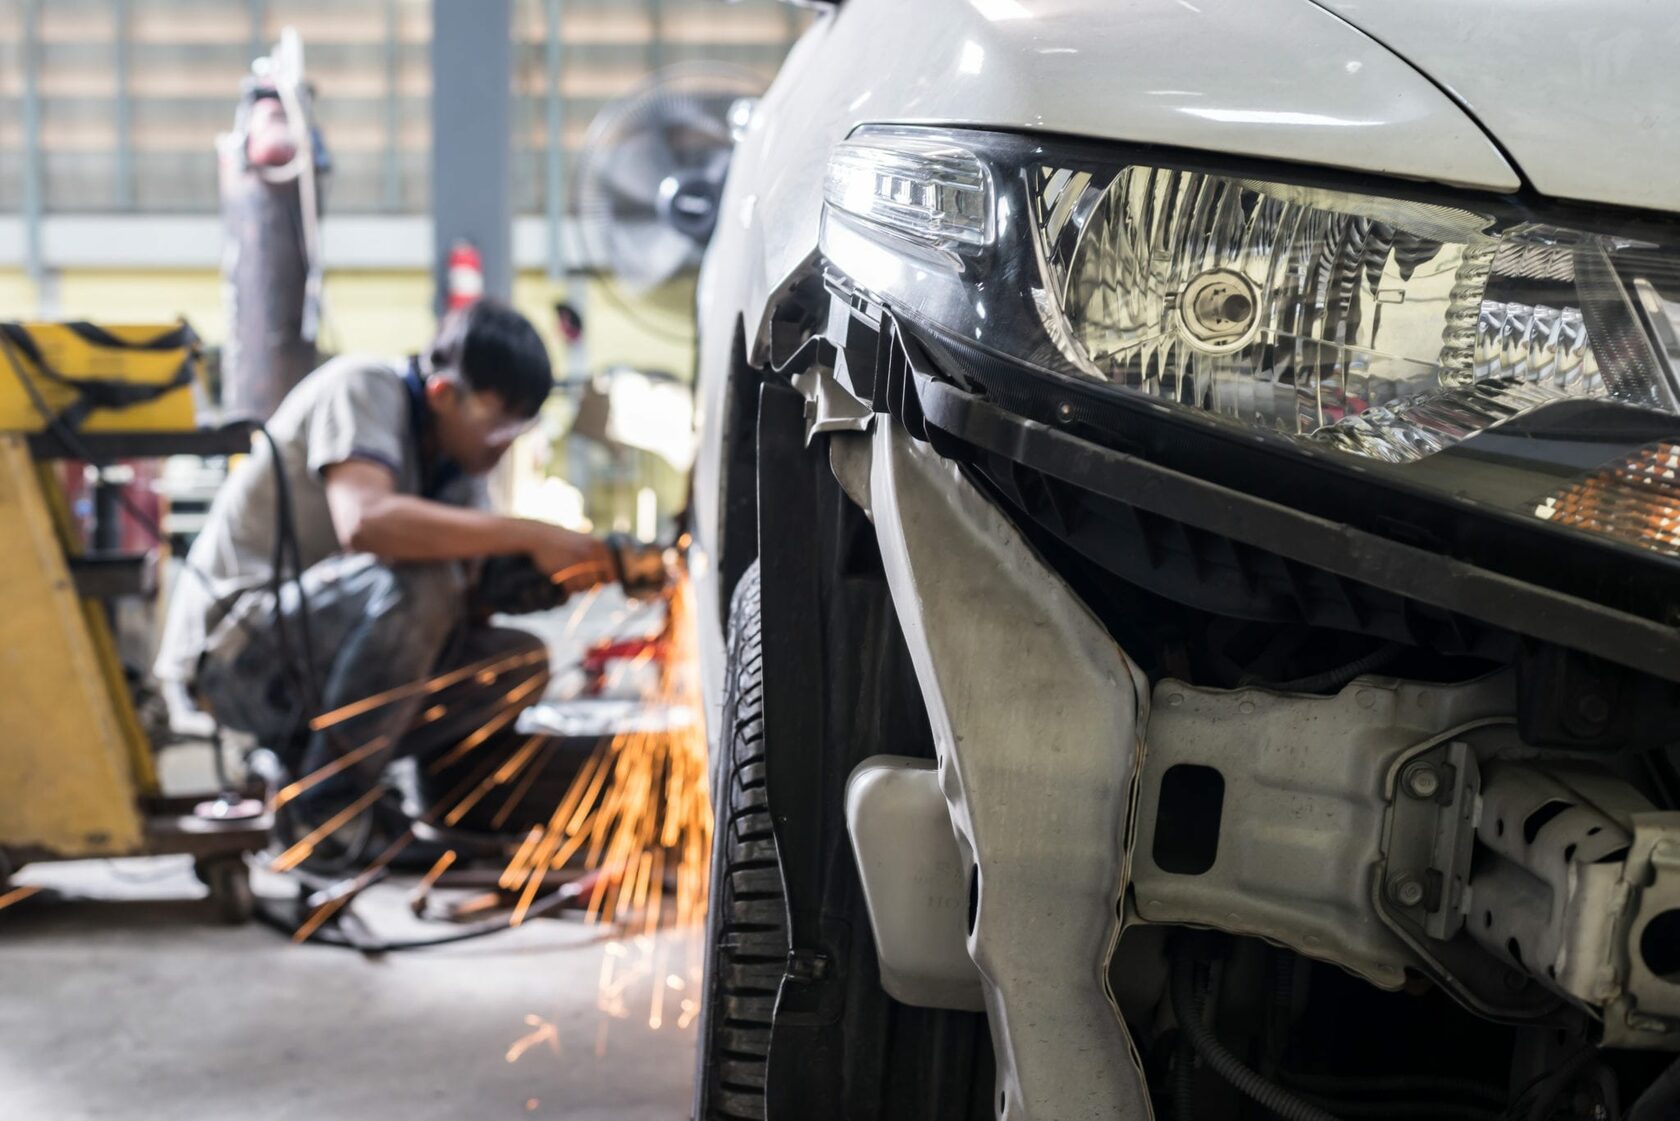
[153,355,487,684]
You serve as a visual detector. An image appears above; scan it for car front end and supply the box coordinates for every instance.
[689,3,1680,1118]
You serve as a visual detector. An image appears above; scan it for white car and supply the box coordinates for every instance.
[687,2,1680,1118]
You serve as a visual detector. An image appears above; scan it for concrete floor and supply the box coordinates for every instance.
[1,858,700,1121]
[2,589,698,1121]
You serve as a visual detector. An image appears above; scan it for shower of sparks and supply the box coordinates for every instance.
[442,734,548,827]
[490,740,560,830]
[290,826,420,942]
[584,928,701,1053]
[275,563,713,1023]
[272,735,390,809]
[307,647,548,733]
[499,573,712,941]
[429,675,548,771]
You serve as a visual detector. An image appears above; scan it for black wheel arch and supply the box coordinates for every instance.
[708,375,994,1120]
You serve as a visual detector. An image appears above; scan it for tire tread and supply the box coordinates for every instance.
[698,565,787,1121]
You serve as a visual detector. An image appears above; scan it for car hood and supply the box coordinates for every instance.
[1309,0,1680,213]
[713,0,1533,371]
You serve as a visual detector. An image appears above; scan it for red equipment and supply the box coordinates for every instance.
[445,240,485,312]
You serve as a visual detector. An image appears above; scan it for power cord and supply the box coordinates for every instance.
[251,878,586,953]
[1170,952,1343,1121]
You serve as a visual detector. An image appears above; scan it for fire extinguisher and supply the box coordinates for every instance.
[445,239,484,312]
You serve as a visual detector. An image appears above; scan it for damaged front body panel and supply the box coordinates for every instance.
[688,6,1680,1117]
[710,261,1680,1119]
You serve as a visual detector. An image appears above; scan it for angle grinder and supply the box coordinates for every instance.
[474,533,675,616]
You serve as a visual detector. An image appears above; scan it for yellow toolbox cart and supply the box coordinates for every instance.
[0,320,270,921]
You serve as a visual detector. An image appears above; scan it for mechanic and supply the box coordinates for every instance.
[154,299,611,832]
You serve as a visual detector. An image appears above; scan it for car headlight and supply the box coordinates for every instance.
[821,127,1680,559]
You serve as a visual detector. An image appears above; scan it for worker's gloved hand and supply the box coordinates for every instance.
[528,523,612,589]
[476,537,674,615]
[606,533,676,600]
[475,554,568,617]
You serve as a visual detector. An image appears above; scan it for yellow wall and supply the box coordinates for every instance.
[53,271,227,341]
[320,271,437,357]
[513,273,696,380]
[27,267,695,381]
[0,270,39,319]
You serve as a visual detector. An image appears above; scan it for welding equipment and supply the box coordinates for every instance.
[0,319,270,921]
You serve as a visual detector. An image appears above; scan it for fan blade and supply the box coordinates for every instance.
[575,62,767,287]
[597,130,679,209]
[647,94,733,149]
[611,220,700,293]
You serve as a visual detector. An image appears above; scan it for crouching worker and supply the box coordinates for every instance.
[154,300,610,842]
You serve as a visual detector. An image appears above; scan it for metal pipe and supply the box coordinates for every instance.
[248,0,266,60]
[544,0,566,278]
[113,0,133,210]
[21,0,43,288]
[430,0,514,310]
[383,0,401,212]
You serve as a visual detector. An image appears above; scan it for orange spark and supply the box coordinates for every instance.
[410,849,458,910]
[442,734,547,827]
[307,648,546,732]
[272,735,389,808]
[0,884,43,913]
[270,785,386,872]
[291,828,417,942]
[428,673,548,772]
[505,1013,560,1063]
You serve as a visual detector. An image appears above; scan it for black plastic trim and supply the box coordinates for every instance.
[915,376,1680,684]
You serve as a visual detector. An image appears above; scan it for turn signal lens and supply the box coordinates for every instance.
[824,132,994,249]
[1536,442,1680,556]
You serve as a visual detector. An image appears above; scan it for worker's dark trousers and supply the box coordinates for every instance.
[196,554,549,821]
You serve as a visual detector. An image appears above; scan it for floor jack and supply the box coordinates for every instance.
[0,320,271,922]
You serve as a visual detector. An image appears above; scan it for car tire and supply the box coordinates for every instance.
[696,562,789,1121]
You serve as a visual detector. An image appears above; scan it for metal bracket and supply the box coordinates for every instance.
[1602,813,1680,1048]
[1132,674,1565,1023]
[870,421,1151,1119]
[1134,676,1512,989]
[1372,730,1565,1022]
[791,355,874,439]
[1381,738,1481,942]
[845,755,985,1011]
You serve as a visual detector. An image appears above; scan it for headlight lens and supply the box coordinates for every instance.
[823,126,1680,561]
[822,128,1680,558]
[1036,167,1678,463]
